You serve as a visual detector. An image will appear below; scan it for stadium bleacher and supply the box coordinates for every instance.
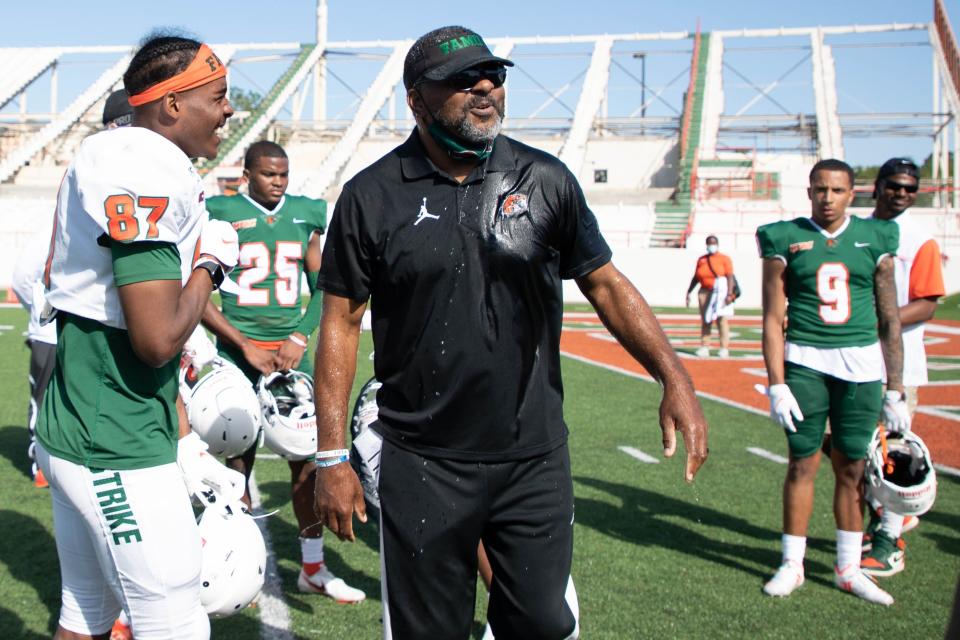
[1,16,959,307]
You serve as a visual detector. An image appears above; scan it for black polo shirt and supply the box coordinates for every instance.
[319,132,612,461]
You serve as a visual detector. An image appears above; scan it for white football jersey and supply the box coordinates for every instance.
[45,127,206,330]
[889,210,945,387]
[12,228,57,344]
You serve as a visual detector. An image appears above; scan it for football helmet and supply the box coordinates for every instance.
[181,360,261,459]
[350,377,383,519]
[864,429,937,517]
[258,370,316,460]
[197,501,267,618]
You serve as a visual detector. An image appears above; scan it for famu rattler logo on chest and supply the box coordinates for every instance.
[500,193,529,217]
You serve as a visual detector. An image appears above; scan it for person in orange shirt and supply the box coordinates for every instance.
[686,235,736,357]
[861,157,946,578]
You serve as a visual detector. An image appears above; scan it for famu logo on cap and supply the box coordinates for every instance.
[438,34,487,55]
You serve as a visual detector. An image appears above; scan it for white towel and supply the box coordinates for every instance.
[704,277,734,323]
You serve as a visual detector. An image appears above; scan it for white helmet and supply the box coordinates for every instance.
[864,429,937,517]
[350,377,383,519]
[258,370,316,460]
[197,502,267,618]
[350,376,383,440]
[181,361,261,458]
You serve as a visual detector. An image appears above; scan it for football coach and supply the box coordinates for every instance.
[312,25,709,639]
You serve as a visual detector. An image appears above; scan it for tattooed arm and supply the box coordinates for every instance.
[875,255,904,392]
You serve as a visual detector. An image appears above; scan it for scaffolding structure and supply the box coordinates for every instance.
[0,1,957,234]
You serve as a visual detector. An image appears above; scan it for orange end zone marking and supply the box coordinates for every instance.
[561,314,960,469]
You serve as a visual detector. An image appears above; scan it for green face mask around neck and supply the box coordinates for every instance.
[427,121,492,161]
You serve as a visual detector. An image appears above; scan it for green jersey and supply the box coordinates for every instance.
[756,216,899,348]
[206,194,326,341]
[38,243,183,470]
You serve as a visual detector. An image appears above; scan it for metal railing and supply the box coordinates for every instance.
[935,0,960,98]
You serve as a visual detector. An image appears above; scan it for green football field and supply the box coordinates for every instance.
[0,306,957,639]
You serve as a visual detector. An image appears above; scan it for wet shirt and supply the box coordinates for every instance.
[320,133,612,461]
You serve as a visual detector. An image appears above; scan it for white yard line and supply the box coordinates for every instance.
[916,406,960,422]
[617,446,660,464]
[248,470,294,640]
[564,350,960,480]
[563,312,763,323]
[746,447,788,464]
[934,463,960,479]
[927,323,960,336]
[560,350,768,418]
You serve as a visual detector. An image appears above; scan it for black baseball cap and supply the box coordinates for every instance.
[102,89,133,127]
[403,26,513,90]
[876,157,920,183]
[873,157,920,197]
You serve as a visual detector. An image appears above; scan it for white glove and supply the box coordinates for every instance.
[176,432,246,506]
[194,218,239,274]
[182,325,217,372]
[754,383,803,433]
[882,390,911,434]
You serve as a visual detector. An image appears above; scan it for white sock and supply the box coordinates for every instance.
[836,529,862,569]
[782,533,806,566]
[301,536,325,564]
[881,510,904,538]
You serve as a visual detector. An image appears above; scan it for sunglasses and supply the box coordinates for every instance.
[883,181,919,194]
[445,66,507,90]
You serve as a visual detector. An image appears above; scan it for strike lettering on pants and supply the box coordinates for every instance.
[93,470,143,545]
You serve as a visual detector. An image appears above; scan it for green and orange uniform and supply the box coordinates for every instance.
[206,193,325,382]
[755,215,899,459]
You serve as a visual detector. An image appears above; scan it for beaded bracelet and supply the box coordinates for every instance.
[314,454,350,468]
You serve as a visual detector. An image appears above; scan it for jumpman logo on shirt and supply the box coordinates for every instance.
[414,197,440,226]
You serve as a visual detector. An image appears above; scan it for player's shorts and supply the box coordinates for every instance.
[378,438,578,640]
[785,362,881,460]
[216,340,313,384]
[35,443,209,639]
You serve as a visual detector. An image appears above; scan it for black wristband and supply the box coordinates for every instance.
[194,260,225,290]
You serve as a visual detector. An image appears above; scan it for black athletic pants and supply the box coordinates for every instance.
[27,341,55,430]
[378,439,576,640]
[26,340,56,473]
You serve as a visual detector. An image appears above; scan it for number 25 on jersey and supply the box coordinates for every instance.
[237,241,302,306]
[817,262,850,324]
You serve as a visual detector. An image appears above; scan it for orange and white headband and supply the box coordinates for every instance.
[128,43,226,107]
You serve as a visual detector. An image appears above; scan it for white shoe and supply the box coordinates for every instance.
[834,564,893,606]
[297,565,366,603]
[763,560,804,597]
[717,348,730,358]
[695,346,710,358]
[901,515,919,534]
